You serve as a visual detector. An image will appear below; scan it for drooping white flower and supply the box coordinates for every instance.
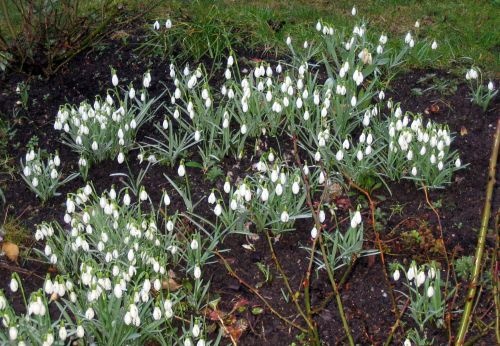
[165,19,172,29]
[351,6,357,16]
[393,270,400,281]
[194,265,202,279]
[488,81,494,91]
[76,325,85,338]
[431,40,438,50]
[261,187,269,202]
[153,21,160,30]
[9,278,18,292]
[286,36,291,45]
[129,86,136,99]
[214,203,222,216]
[415,271,426,287]
[59,326,67,341]
[192,323,201,338]
[191,239,199,250]
[427,286,435,298]
[178,163,186,177]
[112,73,118,86]
[280,210,290,223]
[316,21,322,31]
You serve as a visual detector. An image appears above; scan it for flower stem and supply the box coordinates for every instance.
[455,118,500,345]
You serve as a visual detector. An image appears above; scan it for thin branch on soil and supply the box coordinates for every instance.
[455,118,500,345]
[292,136,354,346]
[422,183,452,338]
[0,261,45,280]
[493,211,499,345]
[384,297,411,346]
[348,179,402,335]
[214,250,308,334]
[265,231,316,333]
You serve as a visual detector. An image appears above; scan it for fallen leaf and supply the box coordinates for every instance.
[2,242,19,262]
[424,103,440,114]
[49,292,59,302]
[225,319,249,341]
[460,126,468,136]
[162,278,182,291]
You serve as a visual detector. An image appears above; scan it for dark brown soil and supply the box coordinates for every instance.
[0,27,498,345]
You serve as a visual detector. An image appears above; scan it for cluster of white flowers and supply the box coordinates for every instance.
[393,261,438,298]
[153,19,172,30]
[21,148,60,188]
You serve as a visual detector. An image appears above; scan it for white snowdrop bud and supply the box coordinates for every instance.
[178,163,186,177]
[117,152,125,164]
[59,326,67,341]
[404,339,411,346]
[314,151,321,162]
[208,191,216,204]
[316,21,322,31]
[319,209,326,223]
[431,40,438,50]
[85,307,95,320]
[214,203,222,216]
[91,141,99,151]
[165,19,172,29]
[194,265,202,279]
[292,181,300,194]
[311,226,318,239]
[261,187,269,202]
[76,325,84,338]
[9,326,17,341]
[350,96,357,107]
[427,286,435,298]
[286,36,291,45]
[240,124,248,134]
[416,271,426,287]
[223,180,231,193]
[319,171,325,184]
[428,267,436,279]
[190,239,199,250]
[112,73,118,86]
[139,188,148,201]
[455,158,461,168]
[336,150,344,161]
[393,269,400,281]
[129,87,136,99]
[275,183,283,196]
[153,306,162,320]
[194,130,201,142]
[351,6,357,16]
[356,150,363,161]
[153,20,160,30]
[414,20,420,28]
[276,63,282,74]
[192,323,201,338]
[487,81,494,91]
[9,278,18,292]
[123,192,131,206]
[281,210,290,223]
[50,168,58,179]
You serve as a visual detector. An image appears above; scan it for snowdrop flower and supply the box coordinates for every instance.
[139,188,148,201]
[143,72,151,88]
[208,191,216,204]
[350,96,357,107]
[426,285,435,298]
[59,326,67,341]
[129,86,136,99]
[50,168,58,179]
[404,339,411,346]
[292,181,300,194]
[91,141,99,151]
[192,323,201,338]
[9,326,17,341]
[194,265,202,279]
[76,325,85,338]
[351,6,357,16]
[178,162,186,177]
[286,36,291,45]
[240,124,248,134]
[409,38,415,48]
[85,307,95,320]
[465,68,478,80]
[153,20,160,30]
[393,269,400,281]
[153,306,162,320]
[223,180,231,194]
[117,152,125,164]
[53,154,60,166]
[415,271,426,287]
[404,32,412,44]
[316,21,322,31]
[214,203,222,216]
[112,72,118,86]
[123,192,131,206]
[431,40,438,50]
[276,63,282,74]
[281,210,290,223]
[335,150,344,161]
[414,20,420,28]
[9,278,18,292]
[191,239,199,250]
[166,19,172,29]
[455,158,461,168]
[428,267,436,279]
[260,187,269,202]
[488,81,494,91]
[350,211,362,228]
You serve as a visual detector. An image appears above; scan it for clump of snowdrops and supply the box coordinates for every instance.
[19,139,78,203]
[54,69,158,179]
[391,261,449,345]
[465,66,497,111]
[0,183,220,345]
[147,15,462,190]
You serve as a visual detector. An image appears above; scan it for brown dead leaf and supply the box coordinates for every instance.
[225,318,249,341]
[162,278,182,291]
[49,292,59,303]
[2,241,19,262]
[460,126,468,136]
[110,30,130,40]
[424,103,440,114]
